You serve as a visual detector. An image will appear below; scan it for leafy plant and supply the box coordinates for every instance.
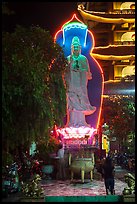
[36,136,59,164]
[21,174,44,198]
[2,151,14,167]
[102,95,135,152]
[2,25,67,161]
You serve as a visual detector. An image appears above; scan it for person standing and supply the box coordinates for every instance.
[56,143,66,180]
[102,156,115,195]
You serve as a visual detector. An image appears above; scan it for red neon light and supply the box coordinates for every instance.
[54,15,95,54]
[91,57,104,129]
[81,28,104,128]
[54,30,62,43]
[87,29,95,52]
[85,30,104,130]
[54,13,85,42]
[62,13,85,27]
[49,58,56,69]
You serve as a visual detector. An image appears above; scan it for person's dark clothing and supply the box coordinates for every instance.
[104,178,115,194]
[103,163,114,179]
[102,157,115,195]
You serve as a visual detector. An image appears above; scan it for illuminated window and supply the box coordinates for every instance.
[120,2,135,10]
[122,66,135,77]
[130,4,135,9]
[121,32,135,42]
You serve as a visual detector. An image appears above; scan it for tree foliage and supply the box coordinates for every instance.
[2,2,15,15]
[2,25,68,155]
[102,95,135,151]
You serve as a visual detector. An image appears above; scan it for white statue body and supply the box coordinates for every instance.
[65,36,96,128]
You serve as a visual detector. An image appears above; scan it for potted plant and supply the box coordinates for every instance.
[20,174,44,202]
[36,136,60,179]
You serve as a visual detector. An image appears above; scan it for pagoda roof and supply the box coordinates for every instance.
[103,80,135,95]
[92,45,135,56]
[91,53,135,61]
[91,45,135,61]
[77,4,135,24]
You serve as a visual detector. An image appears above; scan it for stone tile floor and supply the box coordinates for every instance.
[41,178,127,196]
[41,165,129,196]
[2,165,133,202]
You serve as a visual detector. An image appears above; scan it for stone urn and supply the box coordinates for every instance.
[42,165,54,179]
[69,153,95,183]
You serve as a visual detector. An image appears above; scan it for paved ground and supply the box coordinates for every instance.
[2,165,133,202]
[41,165,131,195]
[114,165,129,181]
[41,178,127,196]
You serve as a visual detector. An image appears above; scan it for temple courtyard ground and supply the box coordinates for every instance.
[2,165,134,202]
[41,178,127,197]
[41,165,128,196]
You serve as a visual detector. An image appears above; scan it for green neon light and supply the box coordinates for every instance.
[63,22,87,30]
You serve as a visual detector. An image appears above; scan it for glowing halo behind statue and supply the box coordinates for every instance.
[54,14,104,142]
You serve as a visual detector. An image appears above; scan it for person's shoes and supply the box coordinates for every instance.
[110,189,115,195]
[106,189,109,195]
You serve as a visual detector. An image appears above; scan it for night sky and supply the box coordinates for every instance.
[2,2,82,36]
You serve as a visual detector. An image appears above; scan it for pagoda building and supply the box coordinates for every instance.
[77,2,135,83]
[77,2,135,154]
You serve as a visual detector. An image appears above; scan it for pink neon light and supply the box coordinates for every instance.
[56,126,97,139]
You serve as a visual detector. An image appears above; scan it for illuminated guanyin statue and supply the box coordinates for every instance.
[65,36,96,128]
[54,14,104,139]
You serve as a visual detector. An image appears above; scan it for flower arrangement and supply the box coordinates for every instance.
[21,174,44,198]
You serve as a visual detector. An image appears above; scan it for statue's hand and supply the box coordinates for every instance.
[87,72,92,80]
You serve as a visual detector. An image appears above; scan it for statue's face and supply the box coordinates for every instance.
[72,44,81,56]
[73,45,79,50]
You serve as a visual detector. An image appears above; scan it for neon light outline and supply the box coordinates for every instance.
[64,22,87,31]
[54,14,104,130]
[54,13,85,42]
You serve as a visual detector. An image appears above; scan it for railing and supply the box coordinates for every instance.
[112,9,135,15]
[114,41,135,45]
[86,9,135,15]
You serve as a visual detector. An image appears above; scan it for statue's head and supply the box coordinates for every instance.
[71,36,81,55]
